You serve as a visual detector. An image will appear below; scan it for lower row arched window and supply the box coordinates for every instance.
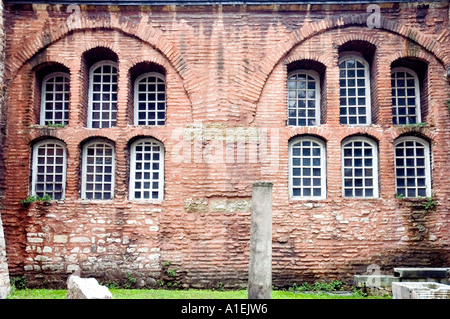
[31,138,164,201]
[30,136,431,201]
[288,135,431,199]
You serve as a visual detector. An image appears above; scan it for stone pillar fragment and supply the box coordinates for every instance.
[248,181,272,299]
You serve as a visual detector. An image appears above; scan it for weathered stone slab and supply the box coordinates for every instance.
[394,267,450,279]
[67,275,112,299]
[392,282,450,299]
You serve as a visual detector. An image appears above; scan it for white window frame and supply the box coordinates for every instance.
[341,136,379,198]
[40,72,70,126]
[394,136,431,198]
[339,52,371,126]
[31,139,67,200]
[287,69,321,127]
[391,67,421,125]
[289,136,327,200]
[134,72,166,126]
[81,139,116,200]
[87,61,118,129]
[129,138,165,201]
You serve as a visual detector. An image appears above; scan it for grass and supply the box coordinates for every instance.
[7,288,390,299]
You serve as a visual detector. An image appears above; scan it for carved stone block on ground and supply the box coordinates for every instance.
[67,275,112,299]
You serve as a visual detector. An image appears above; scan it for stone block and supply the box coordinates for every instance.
[354,275,399,288]
[67,275,112,299]
[392,282,450,299]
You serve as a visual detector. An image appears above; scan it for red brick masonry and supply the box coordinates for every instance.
[1,2,449,288]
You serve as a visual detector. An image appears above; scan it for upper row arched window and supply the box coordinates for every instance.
[338,54,371,125]
[40,72,70,126]
[38,59,166,128]
[88,61,118,129]
[287,54,425,127]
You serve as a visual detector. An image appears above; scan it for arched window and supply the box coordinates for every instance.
[289,136,326,199]
[31,139,67,200]
[287,70,320,126]
[342,136,378,198]
[391,67,421,125]
[339,54,371,125]
[40,72,70,125]
[81,140,115,200]
[394,136,431,197]
[134,73,166,126]
[129,138,164,201]
[88,61,118,128]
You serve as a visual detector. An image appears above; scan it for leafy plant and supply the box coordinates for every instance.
[289,280,344,292]
[20,194,52,207]
[424,197,436,212]
[10,276,28,290]
[404,122,426,128]
[124,273,137,289]
[395,193,404,199]
[46,122,67,128]
[167,267,177,278]
[104,281,120,289]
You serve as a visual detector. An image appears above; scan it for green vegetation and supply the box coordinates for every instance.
[7,288,389,299]
[288,280,344,292]
[423,196,437,212]
[46,122,67,128]
[20,194,52,207]
[7,278,389,299]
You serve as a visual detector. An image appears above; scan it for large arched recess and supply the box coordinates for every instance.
[5,12,193,100]
[246,12,449,121]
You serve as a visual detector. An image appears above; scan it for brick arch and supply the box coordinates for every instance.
[29,57,72,75]
[126,135,165,148]
[340,132,381,145]
[27,134,68,148]
[283,53,334,69]
[246,13,448,107]
[123,130,169,146]
[125,56,170,73]
[386,50,438,68]
[288,133,329,144]
[334,33,383,50]
[286,127,334,142]
[391,128,437,143]
[79,43,120,62]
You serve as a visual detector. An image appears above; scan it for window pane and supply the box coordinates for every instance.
[287,71,319,127]
[394,138,430,198]
[89,63,118,128]
[391,69,420,125]
[290,139,324,198]
[134,74,166,126]
[339,57,369,125]
[130,140,164,200]
[342,139,377,198]
[33,141,66,200]
[83,142,114,199]
[41,74,70,125]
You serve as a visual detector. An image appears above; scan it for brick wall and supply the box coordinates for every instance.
[1,2,449,289]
